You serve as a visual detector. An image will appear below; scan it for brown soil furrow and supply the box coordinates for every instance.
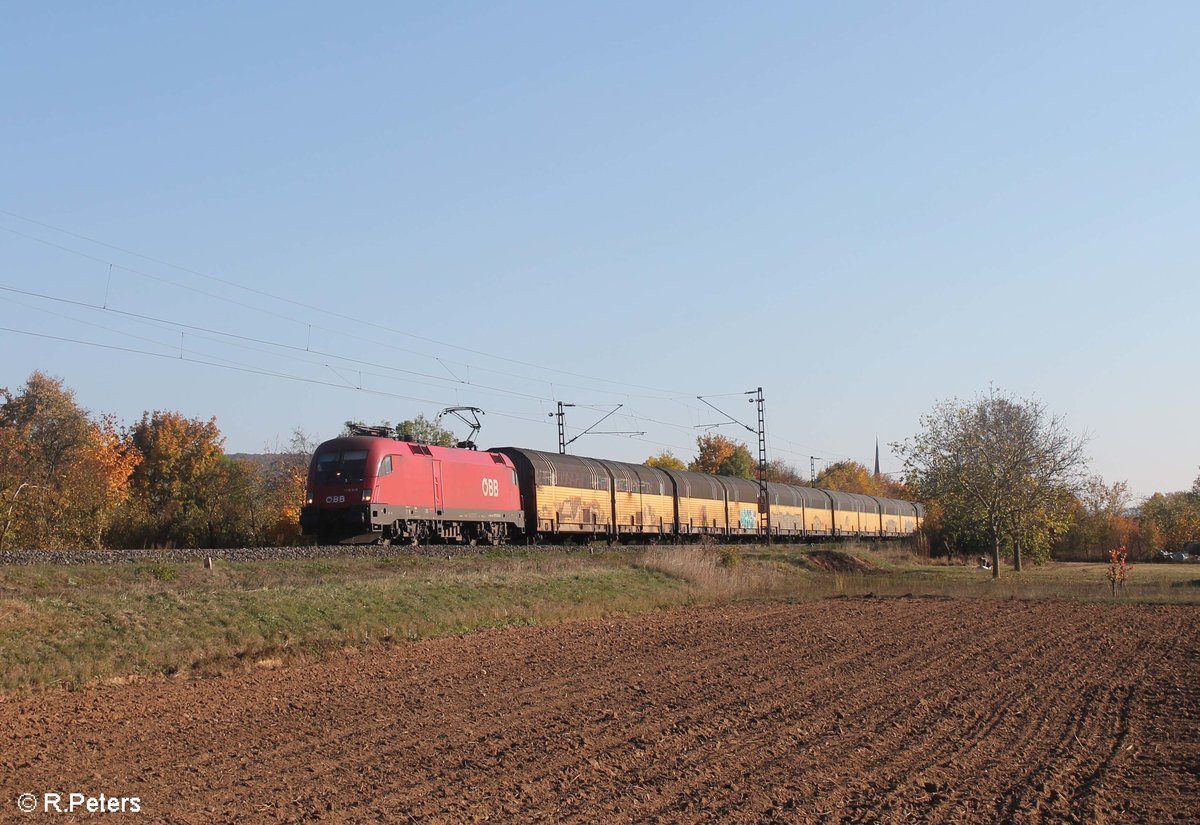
[194,606,945,820]
[239,613,810,809]
[549,601,1166,820]
[384,604,920,815]
[503,601,1005,820]
[990,682,1126,822]
[517,603,1051,821]
[2,601,1197,824]
[1087,619,1200,823]
[300,601,1123,820]
[1065,682,1138,823]
[25,609,785,818]
[58,623,710,805]
[992,609,1183,823]
[840,612,1123,821]
[367,621,840,818]
[990,651,1148,822]
[676,605,1056,822]
[889,610,1154,822]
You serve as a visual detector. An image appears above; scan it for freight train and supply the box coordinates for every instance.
[299,433,924,546]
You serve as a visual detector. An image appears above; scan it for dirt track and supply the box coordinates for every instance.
[3,599,1198,823]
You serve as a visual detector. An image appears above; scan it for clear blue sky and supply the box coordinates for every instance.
[2,2,1197,499]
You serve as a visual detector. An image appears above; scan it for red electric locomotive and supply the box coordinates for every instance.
[299,433,524,545]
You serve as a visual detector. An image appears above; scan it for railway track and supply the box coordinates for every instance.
[0,541,717,566]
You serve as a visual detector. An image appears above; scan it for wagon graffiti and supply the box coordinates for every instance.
[551,496,602,525]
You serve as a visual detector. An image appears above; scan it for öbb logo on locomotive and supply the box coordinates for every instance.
[299,433,925,546]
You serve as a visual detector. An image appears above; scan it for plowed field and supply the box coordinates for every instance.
[4,599,1198,823]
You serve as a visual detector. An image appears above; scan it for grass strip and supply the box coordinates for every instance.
[1,546,1196,692]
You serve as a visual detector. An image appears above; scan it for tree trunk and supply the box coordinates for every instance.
[1,483,30,553]
[992,531,1001,579]
[1013,538,1023,572]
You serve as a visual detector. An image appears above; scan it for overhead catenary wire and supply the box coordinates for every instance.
[0,283,884,467]
[1,212,886,462]
[0,294,562,426]
[0,324,558,429]
[0,305,886,468]
[611,404,864,467]
[0,212,702,398]
[0,215,774,449]
[1,212,823,422]
[0,225,696,404]
[0,283,626,407]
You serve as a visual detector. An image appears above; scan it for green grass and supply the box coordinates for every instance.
[0,553,695,692]
[1,546,1196,693]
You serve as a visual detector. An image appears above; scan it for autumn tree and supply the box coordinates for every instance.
[688,434,755,479]
[1055,476,1135,561]
[1008,486,1077,566]
[0,370,316,551]
[645,451,686,471]
[258,428,315,545]
[816,460,884,495]
[71,416,141,549]
[1139,484,1200,554]
[0,425,32,551]
[0,373,91,549]
[718,445,756,479]
[764,458,805,485]
[1,372,92,476]
[689,434,735,474]
[897,388,1088,578]
[121,411,226,548]
[0,373,139,550]
[190,456,256,546]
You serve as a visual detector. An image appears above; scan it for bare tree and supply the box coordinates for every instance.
[897,388,1088,577]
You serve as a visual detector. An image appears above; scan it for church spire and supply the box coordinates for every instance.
[874,438,880,477]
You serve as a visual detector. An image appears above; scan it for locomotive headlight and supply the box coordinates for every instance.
[305,491,314,505]
[362,490,372,503]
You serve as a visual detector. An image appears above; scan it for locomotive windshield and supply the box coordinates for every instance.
[314,450,369,485]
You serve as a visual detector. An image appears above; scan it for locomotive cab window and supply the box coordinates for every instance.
[315,452,337,475]
[378,455,394,477]
[315,450,369,485]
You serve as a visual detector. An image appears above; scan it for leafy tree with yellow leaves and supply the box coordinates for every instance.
[816,460,886,496]
[688,434,756,479]
[121,411,225,548]
[644,451,686,471]
[0,373,140,550]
